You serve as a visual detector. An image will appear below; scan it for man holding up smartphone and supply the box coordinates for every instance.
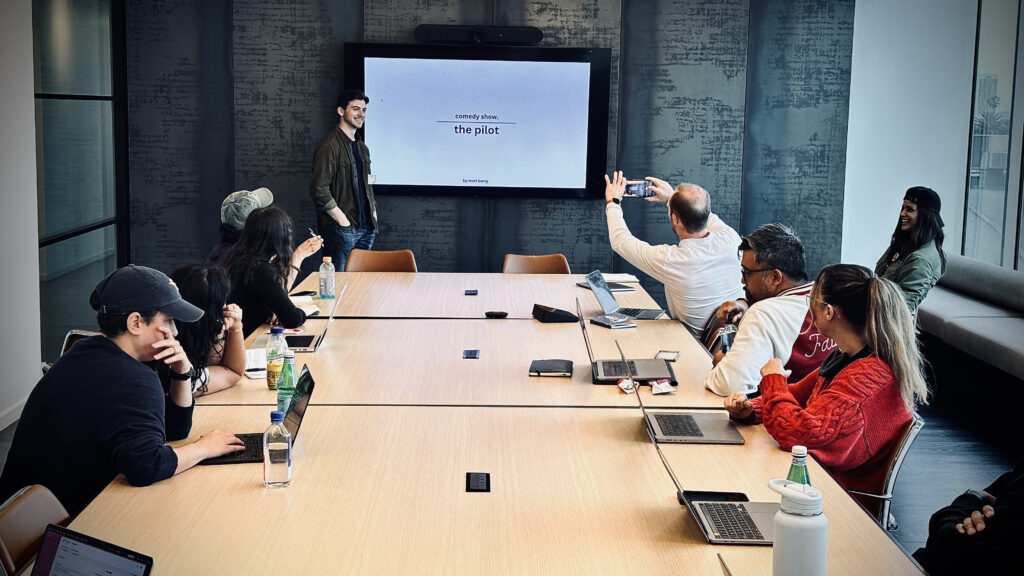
[603,171,744,336]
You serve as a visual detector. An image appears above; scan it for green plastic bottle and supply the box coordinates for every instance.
[786,445,811,485]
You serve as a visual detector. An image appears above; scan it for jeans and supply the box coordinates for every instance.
[322,221,376,272]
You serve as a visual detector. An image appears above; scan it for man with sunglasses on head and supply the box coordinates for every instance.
[704,223,836,396]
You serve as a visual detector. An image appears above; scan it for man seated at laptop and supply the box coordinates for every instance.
[703,223,835,396]
[0,265,244,517]
[603,171,744,336]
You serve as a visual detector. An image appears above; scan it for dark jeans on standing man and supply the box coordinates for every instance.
[322,221,376,272]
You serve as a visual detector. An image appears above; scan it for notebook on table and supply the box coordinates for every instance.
[32,523,154,576]
[585,270,667,320]
[200,364,315,465]
[252,282,346,352]
[576,299,675,384]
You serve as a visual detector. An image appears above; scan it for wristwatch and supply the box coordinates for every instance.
[607,197,621,205]
[169,367,195,381]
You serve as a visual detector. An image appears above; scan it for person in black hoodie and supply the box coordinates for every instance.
[913,458,1023,574]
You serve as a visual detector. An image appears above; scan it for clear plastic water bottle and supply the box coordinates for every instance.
[718,320,737,353]
[769,479,828,576]
[319,256,335,299]
[277,350,296,414]
[265,326,288,390]
[263,410,291,487]
[786,445,812,485]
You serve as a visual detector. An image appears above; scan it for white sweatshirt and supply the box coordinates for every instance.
[606,203,744,336]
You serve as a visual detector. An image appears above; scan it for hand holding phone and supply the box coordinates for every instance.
[624,179,654,198]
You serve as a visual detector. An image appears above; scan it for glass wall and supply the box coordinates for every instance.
[34,0,125,362]
[964,0,1021,267]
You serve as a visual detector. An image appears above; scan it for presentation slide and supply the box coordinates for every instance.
[364,57,591,189]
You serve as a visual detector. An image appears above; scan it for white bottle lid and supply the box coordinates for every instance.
[769,478,823,516]
[791,445,807,457]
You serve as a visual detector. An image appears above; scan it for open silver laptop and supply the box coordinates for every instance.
[679,490,777,545]
[252,282,346,352]
[576,299,674,384]
[585,270,667,320]
[200,364,315,465]
[644,410,744,445]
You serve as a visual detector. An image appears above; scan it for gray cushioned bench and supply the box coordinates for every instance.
[917,253,1024,380]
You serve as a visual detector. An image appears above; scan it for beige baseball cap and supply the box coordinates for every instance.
[220,187,274,230]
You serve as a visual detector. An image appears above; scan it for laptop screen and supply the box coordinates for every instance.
[32,523,153,576]
[585,270,621,315]
[281,365,315,439]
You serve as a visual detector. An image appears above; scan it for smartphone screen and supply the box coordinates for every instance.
[624,180,654,197]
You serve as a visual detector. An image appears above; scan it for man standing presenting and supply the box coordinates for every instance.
[310,89,377,272]
[604,171,744,336]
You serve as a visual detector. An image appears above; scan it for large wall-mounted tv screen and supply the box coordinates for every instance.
[344,43,611,199]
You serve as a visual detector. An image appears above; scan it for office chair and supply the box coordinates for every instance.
[501,253,571,274]
[848,412,925,530]
[42,329,102,375]
[345,249,418,272]
[0,485,70,575]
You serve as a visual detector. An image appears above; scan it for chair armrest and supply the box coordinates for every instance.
[847,490,893,501]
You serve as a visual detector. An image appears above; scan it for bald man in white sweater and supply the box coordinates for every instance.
[603,171,744,336]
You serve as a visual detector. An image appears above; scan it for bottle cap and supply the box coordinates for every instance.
[791,445,807,457]
[270,326,284,334]
[769,478,823,515]
[284,350,295,358]
[323,256,332,262]
[270,410,284,422]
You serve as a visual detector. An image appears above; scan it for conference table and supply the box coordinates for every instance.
[72,272,923,575]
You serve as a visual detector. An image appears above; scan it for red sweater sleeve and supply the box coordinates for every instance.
[758,371,864,467]
[748,369,819,423]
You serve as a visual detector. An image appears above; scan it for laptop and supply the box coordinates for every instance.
[678,490,777,545]
[576,299,675,384]
[32,523,154,576]
[585,270,667,319]
[200,364,315,465]
[575,280,635,292]
[644,410,745,445]
[252,282,346,352]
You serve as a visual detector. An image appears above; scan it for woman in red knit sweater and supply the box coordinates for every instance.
[723,264,929,500]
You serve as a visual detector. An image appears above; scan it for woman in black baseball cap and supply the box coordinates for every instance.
[874,186,946,314]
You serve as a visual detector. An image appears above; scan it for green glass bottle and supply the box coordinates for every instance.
[786,445,811,485]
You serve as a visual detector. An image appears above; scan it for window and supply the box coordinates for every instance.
[964,0,1023,269]
[35,0,128,361]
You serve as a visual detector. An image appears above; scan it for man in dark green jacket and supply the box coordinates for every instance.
[309,89,378,272]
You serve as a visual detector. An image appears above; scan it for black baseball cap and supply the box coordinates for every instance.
[904,186,944,227]
[90,265,204,322]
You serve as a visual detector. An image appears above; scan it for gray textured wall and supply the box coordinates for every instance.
[127,0,853,304]
[741,0,855,277]
[127,0,233,270]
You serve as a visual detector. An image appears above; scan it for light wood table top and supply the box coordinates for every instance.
[71,406,921,575]
[654,417,923,575]
[294,272,661,319]
[201,318,724,408]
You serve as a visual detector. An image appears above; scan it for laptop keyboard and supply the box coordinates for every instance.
[617,307,662,319]
[699,502,764,541]
[202,433,263,464]
[654,414,703,438]
[601,360,637,377]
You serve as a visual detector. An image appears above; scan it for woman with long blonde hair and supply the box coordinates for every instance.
[724,264,928,506]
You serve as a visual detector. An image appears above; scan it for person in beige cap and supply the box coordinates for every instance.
[208,187,274,263]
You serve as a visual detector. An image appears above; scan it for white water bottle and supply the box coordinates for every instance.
[319,256,335,299]
[769,478,828,576]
